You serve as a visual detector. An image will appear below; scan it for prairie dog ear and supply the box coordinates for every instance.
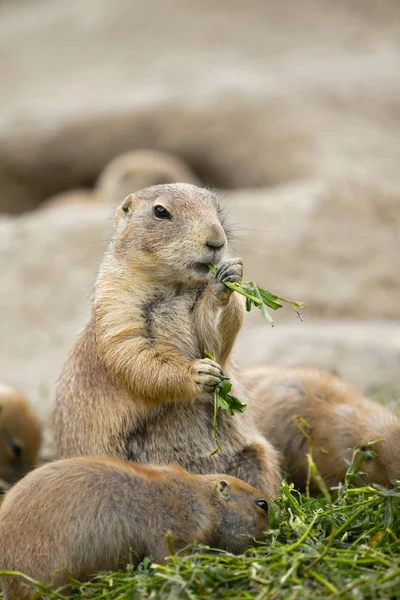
[118,194,137,216]
[218,480,231,499]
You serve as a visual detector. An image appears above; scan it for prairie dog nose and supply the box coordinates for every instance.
[206,225,225,250]
[206,238,225,250]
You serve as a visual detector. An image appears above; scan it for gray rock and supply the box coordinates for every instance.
[0,0,399,212]
[229,179,400,320]
[234,321,400,399]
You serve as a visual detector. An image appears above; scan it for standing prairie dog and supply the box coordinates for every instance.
[53,183,281,500]
[39,150,200,211]
[0,383,41,490]
[0,457,269,599]
[242,366,400,491]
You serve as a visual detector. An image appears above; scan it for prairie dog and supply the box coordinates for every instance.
[53,183,281,499]
[40,150,200,211]
[0,383,41,489]
[242,366,400,491]
[0,457,269,599]
[97,150,201,207]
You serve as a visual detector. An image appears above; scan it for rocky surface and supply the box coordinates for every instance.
[234,321,400,402]
[0,0,399,212]
[230,179,400,320]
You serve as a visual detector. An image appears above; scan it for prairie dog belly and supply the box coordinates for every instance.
[127,401,252,474]
[147,287,223,362]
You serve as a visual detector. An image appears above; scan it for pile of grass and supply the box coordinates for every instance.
[2,461,399,600]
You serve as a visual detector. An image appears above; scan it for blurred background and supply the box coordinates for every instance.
[0,0,399,457]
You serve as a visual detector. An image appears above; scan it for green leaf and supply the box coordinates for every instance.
[207,264,306,326]
[204,350,216,361]
[220,392,247,415]
[204,350,247,455]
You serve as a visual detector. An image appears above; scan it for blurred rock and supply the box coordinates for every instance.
[0,205,110,455]
[0,180,398,456]
[230,178,400,320]
[234,321,400,400]
[0,0,399,212]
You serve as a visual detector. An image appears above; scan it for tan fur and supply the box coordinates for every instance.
[97,150,201,207]
[0,457,269,599]
[0,383,41,489]
[53,183,281,500]
[242,366,400,491]
[40,150,200,211]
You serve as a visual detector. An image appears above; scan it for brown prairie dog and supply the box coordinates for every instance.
[242,366,400,492]
[39,150,200,211]
[0,383,41,490]
[0,457,269,599]
[53,183,281,500]
[97,150,201,207]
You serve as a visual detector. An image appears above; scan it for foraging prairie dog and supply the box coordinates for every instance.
[0,383,41,489]
[242,366,400,491]
[0,457,269,599]
[53,183,281,499]
[40,150,200,211]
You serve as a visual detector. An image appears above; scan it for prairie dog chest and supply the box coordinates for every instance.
[142,285,220,360]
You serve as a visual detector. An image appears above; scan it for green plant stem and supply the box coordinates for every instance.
[210,386,222,456]
[207,264,306,326]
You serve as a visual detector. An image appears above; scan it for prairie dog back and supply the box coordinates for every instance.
[243,366,400,490]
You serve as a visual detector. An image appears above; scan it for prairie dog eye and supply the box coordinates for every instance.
[9,440,22,459]
[154,205,172,220]
[255,499,268,513]
[360,445,374,461]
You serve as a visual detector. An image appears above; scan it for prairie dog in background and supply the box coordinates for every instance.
[39,149,200,211]
[0,382,41,490]
[242,366,400,491]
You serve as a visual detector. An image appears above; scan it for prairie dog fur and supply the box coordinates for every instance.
[0,457,269,599]
[97,150,201,207]
[242,366,400,491]
[53,183,281,499]
[0,383,41,489]
[39,150,200,211]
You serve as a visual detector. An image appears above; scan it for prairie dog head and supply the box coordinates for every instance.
[0,383,42,486]
[204,474,268,553]
[356,421,400,487]
[97,150,200,207]
[111,183,230,283]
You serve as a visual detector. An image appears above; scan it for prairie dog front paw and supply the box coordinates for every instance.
[192,358,222,392]
[213,257,243,302]
[216,257,243,284]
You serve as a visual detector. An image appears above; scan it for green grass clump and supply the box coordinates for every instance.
[2,470,400,600]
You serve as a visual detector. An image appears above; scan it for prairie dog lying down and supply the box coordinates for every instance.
[243,366,399,491]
